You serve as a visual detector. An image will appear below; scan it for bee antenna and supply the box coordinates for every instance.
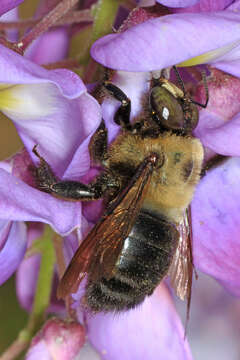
[173,65,186,95]
[190,70,209,109]
[174,65,209,109]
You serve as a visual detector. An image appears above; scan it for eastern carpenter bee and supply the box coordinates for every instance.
[33,66,208,313]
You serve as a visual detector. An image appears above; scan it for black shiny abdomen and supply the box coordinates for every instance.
[85,210,179,311]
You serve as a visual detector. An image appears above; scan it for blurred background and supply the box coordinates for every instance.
[0,1,240,359]
[176,272,240,360]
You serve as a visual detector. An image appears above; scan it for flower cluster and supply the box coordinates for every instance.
[1,0,240,359]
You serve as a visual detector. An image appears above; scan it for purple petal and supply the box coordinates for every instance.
[25,0,70,65]
[26,340,52,360]
[0,45,83,95]
[0,159,12,173]
[16,252,40,311]
[17,253,65,314]
[14,91,100,177]
[16,223,43,311]
[0,221,27,284]
[0,6,19,42]
[26,27,70,65]
[196,112,240,156]
[0,220,12,250]
[157,0,199,7]
[0,0,23,16]
[228,0,240,11]
[174,0,233,12]
[195,68,240,156]
[192,157,240,296]
[76,342,101,359]
[0,45,101,175]
[100,71,150,144]
[63,93,102,179]
[91,12,240,74]
[87,284,192,360]
[0,169,82,236]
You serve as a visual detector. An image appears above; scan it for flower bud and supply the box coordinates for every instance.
[26,318,85,360]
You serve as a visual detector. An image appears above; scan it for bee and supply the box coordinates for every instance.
[33,66,208,313]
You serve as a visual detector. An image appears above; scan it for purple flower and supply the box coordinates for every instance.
[0,0,24,17]
[0,44,101,285]
[86,284,192,360]
[195,68,240,155]
[16,222,43,311]
[0,219,27,285]
[91,11,240,76]
[25,0,70,65]
[192,157,240,297]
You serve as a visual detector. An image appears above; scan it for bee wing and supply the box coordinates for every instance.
[168,207,194,320]
[57,157,154,299]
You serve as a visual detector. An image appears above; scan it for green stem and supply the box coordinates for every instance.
[81,0,120,83]
[27,226,56,333]
[91,0,120,43]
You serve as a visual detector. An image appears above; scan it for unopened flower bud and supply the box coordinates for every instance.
[26,318,85,360]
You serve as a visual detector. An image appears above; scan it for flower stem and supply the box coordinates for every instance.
[0,10,93,31]
[17,0,79,53]
[27,226,56,333]
[43,58,81,70]
[81,0,120,83]
[0,337,28,360]
[0,226,56,360]
[91,0,119,42]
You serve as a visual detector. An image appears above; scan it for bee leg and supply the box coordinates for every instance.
[103,81,132,131]
[41,176,107,200]
[89,119,108,165]
[32,145,59,193]
[201,154,228,178]
[32,145,118,201]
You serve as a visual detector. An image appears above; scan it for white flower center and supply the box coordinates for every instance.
[0,82,58,121]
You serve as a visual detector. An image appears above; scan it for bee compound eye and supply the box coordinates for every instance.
[150,86,185,130]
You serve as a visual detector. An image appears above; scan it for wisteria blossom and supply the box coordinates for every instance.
[0,39,101,284]
[1,1,240,359]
